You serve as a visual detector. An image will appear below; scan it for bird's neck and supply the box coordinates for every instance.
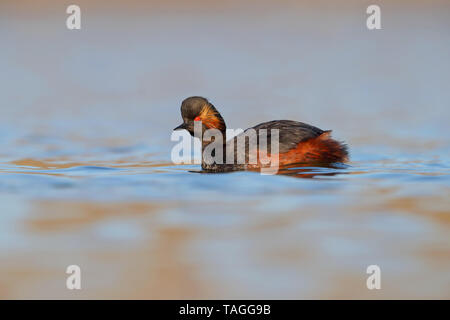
[201,131,231,171]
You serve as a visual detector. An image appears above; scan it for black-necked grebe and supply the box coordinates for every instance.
[174,96,348,172]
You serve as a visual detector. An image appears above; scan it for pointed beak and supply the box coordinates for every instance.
[173,123,187,131]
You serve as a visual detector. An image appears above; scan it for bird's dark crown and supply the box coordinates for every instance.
[175,96,226,135]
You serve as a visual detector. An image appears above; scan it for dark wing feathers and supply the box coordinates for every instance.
[230,120,326,154]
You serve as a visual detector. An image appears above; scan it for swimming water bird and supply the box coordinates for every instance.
[174,96,349,172]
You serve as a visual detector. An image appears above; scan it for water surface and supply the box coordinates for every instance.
[0,0,449,299]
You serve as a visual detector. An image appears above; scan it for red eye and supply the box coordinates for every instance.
[194,116,201,121]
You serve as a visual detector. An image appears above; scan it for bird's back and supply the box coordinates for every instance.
[221,120,348,169]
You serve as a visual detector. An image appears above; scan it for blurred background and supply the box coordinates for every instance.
[0,0,449,299]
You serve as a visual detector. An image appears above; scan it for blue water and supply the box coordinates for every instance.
[0,0,449,299]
